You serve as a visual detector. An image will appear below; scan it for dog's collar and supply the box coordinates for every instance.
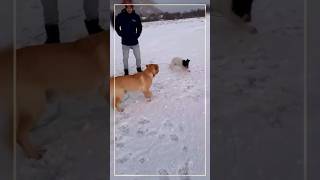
[151,70,157,77]
[145,70,156,78]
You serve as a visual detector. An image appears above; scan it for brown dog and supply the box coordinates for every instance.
[110,64,159,112]
[5,31,110,159]
[0,48,13,157]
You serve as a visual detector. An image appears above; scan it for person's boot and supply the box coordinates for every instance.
[84,18,104,35]
[44,24,60,44]
[124,69,129,75]
[137,67,142,72]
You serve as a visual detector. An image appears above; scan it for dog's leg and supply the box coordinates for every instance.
[143,90,153,102]
[114,89,124,112]
[17,113,46,159]
[115,97,124,112]
[228,11,258,34]
[17,87,47,159]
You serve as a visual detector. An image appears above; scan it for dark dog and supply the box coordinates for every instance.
[213,0,257,33]
[232,0,254,22]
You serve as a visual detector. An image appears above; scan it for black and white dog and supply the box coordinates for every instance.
[170,57,191,72]
[213,0,257,34]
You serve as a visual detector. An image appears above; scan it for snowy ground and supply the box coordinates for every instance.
[212,0,304,179]
[110,17,210,177]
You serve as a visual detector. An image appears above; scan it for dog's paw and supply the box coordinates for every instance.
[249,27,258,34]
[26,148,46,160]
[146,98,152,102]
[117,108,124,112]
[27,153,42,160]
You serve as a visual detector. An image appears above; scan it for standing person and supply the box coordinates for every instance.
[115,4,143,75]
[41,0,104,44]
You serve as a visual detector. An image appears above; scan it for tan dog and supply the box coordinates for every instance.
[110,64,159,112]
[0,31,110,159]
[0,48,13,157]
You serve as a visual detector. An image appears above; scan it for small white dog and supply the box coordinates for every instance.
[169,57,191,72]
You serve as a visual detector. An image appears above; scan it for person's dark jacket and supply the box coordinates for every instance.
[115,8,142,46]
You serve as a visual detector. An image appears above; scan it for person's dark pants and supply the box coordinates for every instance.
[41,0,102,43]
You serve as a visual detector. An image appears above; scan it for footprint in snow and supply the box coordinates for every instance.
[137,127,149,136]
[158,134,166,140]
[147,130,158,136]
[178,162,190,180]
[186,85,194,89]
[117,111,130,119]
[116,153,132,164]
[170,134,179,142]
[158,169,170,180]
[267,63,280,69]
[179,124,184,132]
[138,119,150,125]
[163,120,173,128]
[118,124,130,135]
[115,136,123,141]
[247,65,257,70]
[159,169,169,175]
[116,143,124,148]
[182,146,188,153]
[139,157,146,164]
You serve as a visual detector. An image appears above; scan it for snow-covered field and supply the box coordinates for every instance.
[212,0,304,179]
[110,17,210,177]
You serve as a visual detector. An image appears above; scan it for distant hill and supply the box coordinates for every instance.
[113,0,162,16]
[111,0,206,24]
